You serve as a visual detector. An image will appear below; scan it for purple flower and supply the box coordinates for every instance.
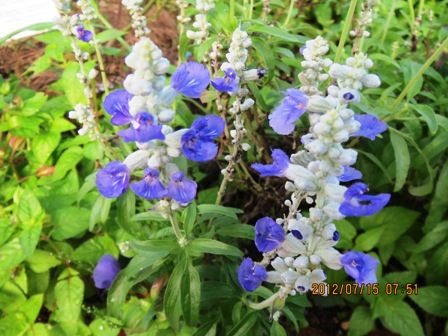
[167,171,197,204]
[96,161,130,198]
[251,149,289,177]
[76,26,93,42]
[211,68,238,94]
[353,114,387,140]
[339,166,363,182]
[171,62,210,98]
[130,168,167,200]
[255,217,285,252]
[181,115,225,162]
[238,258,267,292]
[117,112,165,143]
[268,89,308,135]
[103,89,133,126]
[340,251,379,285]
[93,254,120,289]
[339,182,391,217]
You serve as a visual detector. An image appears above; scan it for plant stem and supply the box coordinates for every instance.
[168,205,186,245]
[244,292,280,310]
[334,0,358,63]
[91,30,110,95]
[282,0,296,28]
[392,37,448,108]
[380,0,396,46]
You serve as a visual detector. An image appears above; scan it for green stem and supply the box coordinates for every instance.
[91,30,110,95]
[168,206,186,246]
[408,0,415,33]
[392,37,448,108]
[243,292,280,310]
[249,0,254,20]
[334,0,358,63]
[282,0,296,28]
[380,0,396,46]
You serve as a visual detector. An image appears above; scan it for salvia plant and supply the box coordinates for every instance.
[1,0,448,335]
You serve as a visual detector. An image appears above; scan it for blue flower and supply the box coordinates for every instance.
[340,251,379,285]
[251,149,289,177]
[211,68,238,94]
[93,254,120,289]
[268,89,308,135]
[339,166,363,182]
[103,89,133,126]
[117,112,165,143]
[171,62,210,98]
[167,171,197,204]
[130,168,167,200]
[76,26,93,42]
[255,217,285,252]
[339,182,390,217]
[96,161,130,198]
[181,115,225,162]
[353,114,387,140]
[238,258,267,292]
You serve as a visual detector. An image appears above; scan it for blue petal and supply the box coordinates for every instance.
[93,254,120,289]
[339,166,363,182]
[167,172,197,204]
[254,217,285,252]
[96,161,130,198]
[237,258,267,292]
[103,89,133,125]
[191,115,225,140]
[251,149,289,177]
[76,26,93,42]
[353,114,387,140]
[181,136,218,162]
[130,169,167,200]
[211,70,239,93]
[171,62,210,98]
[341,251,379,285]
[339,182,391,217]
[268,89,308,135]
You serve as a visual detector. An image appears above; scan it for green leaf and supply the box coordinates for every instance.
[89,196,112,231]
[197,204,242,219]
[409,286,448,317]
[95,29,126,43]
[226,311,258,336]
[359,207,419,246]
[348,306,375,336]
[216,224,254,240]
[414,221,448,253]
[131,239,178,255]
[132,211,169,223]
[73,235,118,265]
[117,191,140,237]
[188,238,242,257]
[412,105,438,135]
[426,242,448,283]
[182,202,197,235]
[107,254,167,318]
[182,261,201,326]
[32,132,60,164]
[52,146,83,181]
[0,238,26,273]
[54,268,84,335]
[375,298,424,336]
[270,321,287,336]
[164,255,188,330]
[247,23,306,43]
[354,227,384,251]
[390,131,410,192]
[26,249,61,273]
[51,206,90,241]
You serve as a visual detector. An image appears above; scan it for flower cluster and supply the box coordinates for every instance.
[54,0,99,138]
[122,0,150,38]
[186,0,215,44]
[212,27,265,200]
[96,7,222,211]
[239,37,389,303]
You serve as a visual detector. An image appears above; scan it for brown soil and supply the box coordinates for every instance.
[0,0,178,92]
